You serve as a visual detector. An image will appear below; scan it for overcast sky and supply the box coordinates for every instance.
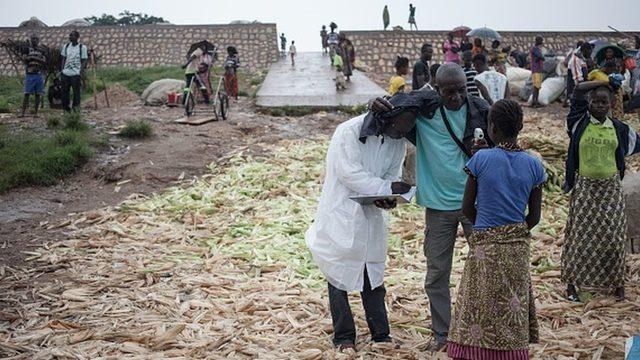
[2,0,638,51]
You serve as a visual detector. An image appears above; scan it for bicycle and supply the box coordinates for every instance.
[183,71,229,121]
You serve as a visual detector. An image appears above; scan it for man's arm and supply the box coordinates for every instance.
[334,131,392,196]
[567,81,607,135]
[626,126,640,157]
[80,46,88,74]
[461,175,477,223]
[475,80,493,105]
[525,187,543,229]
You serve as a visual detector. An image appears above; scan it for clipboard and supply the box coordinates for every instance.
[350,186,416,206]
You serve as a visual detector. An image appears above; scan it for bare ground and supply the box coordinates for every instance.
[0,97,348,267]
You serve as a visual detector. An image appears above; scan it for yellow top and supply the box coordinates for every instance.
[587,69,609,82]
[388,75,406,96]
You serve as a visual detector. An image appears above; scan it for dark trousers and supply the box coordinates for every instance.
[61,74,81,112]
[328,268,390,346]
[423,208,473,343]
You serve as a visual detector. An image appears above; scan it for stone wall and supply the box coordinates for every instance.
[0,23,279,75]
[343,30,633,75]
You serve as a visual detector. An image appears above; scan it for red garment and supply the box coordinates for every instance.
[224,71,238,98]
[448,342,529,360]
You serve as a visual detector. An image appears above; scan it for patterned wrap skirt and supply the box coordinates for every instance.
[448,223,538,360]
[561,174,627,288]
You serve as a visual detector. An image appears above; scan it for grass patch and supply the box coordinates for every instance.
[337,103,368,115]
[0,76,24,113]
[261,106,319,117]
[0,125,93,193]
[63,111,88,131]
[46,115,62,129]
[118,120,153,139]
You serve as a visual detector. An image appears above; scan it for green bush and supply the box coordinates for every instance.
[47,116,62,129]
[118,120,153,138]
[63,111,88,131]
[0,98,11,113]
[0,127,93,193]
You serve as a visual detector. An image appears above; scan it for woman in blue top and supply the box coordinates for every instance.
[448,100,545,360]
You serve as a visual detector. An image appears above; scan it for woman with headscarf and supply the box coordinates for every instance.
[338,32,356,82]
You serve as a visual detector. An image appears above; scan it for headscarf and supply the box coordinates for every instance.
[359,91,426,142]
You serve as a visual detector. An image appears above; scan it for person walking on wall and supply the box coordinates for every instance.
[408,4,418,30]
[382,5,390,30]
[289,41,297,67]
[280,33,287,57]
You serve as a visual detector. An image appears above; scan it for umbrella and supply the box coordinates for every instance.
[451,26,471,38]
[466,27,501,41]
[186,40,217,60]
[592,43,625,65]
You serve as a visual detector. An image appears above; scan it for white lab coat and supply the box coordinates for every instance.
[306,115,406,292]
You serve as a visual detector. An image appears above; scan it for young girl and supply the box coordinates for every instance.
[562,79,640,302]
[388,56,409,96]
[448,99,545,359]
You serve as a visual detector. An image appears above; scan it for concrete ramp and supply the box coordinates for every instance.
[256,52,386,107]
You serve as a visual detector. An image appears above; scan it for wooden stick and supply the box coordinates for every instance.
[90,50,98,109]
[607,26,636,40]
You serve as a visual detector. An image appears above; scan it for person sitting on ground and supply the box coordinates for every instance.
[530,36,545,107]
[20,34,46,117]
[412,43,433,90]
[462,50,479,97]
[473,53,510,105]
[561,79,640,303]
[306,92,420,352]
[47,77,63,109]
[388,56,410,95]
[448,99,544,360]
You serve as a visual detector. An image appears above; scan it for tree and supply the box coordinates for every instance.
[85,11,167,26]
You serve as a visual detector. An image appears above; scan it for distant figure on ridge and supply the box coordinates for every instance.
[320,25,328,54]
[327,23,339,63]
[289,41,297,67]
[383,5,390,30]
[338,33,355,82]
[408,4,417,30]
[280,33,287,57]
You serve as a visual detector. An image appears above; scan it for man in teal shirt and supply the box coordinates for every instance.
[372,63,491,352]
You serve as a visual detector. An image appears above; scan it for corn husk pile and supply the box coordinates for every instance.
[1,118,639,359]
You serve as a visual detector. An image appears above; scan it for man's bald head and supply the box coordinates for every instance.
[435,63,467,110]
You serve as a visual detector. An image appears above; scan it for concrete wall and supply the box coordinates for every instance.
[343,30,634,75]
[0,23,279,75]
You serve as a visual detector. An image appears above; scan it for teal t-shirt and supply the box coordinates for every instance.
[415,105,468,210]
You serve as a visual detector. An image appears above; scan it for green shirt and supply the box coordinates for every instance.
[578,117,618,179]
[415,105,468,210]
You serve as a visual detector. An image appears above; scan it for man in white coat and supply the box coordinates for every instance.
[306,92,422,350]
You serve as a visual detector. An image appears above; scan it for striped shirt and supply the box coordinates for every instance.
[464,66,479,97]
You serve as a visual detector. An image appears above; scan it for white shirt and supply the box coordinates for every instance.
[61,43,88,77]
[305,115,406,292]
[289,45,297,55]
[475,70,508,103]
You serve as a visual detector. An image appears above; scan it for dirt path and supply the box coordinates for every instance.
[0,98,349,267]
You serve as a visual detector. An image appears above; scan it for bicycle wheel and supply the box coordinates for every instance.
[219,93,229,120]
[185,91,195,116]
